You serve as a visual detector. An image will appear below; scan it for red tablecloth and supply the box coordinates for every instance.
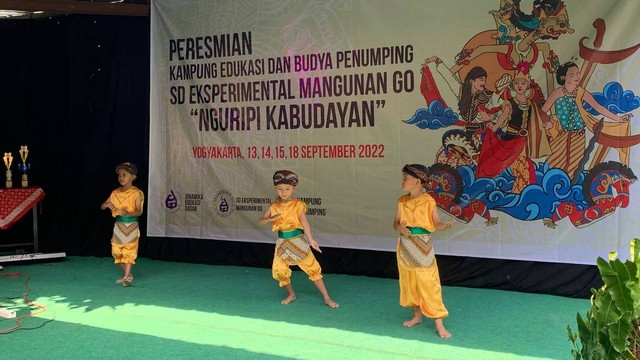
[0,187,45,230]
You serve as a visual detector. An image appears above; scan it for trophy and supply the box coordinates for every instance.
[3,152,13,188]
[18,146,30,187]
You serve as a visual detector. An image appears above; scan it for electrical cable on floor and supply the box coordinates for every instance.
[0,272,51,334]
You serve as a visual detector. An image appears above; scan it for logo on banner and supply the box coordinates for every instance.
[213,190,235,217]
[162,190,181,212]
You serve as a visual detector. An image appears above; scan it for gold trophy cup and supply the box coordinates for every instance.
[3,152,13,188]
[19,146,29,187]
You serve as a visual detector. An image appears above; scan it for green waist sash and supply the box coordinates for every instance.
[278,229,303,239]
[116,216,139,223]
[407,226,430,235]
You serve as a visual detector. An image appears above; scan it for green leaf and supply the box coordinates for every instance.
[631,238,639,263]
[597,257,634,315]
[576,313,591,337]
[576,313,597,357]
[620,350,636,360]
[634,286,640,319]
[568,325,577,342]
[611,349,636,360]
[623,261,640,319]
[623,261,637,283]
[593,292,621,326]
[597,328,616,360]
[568,243,640,359]
[626,239,640,319]
[607,318,632,353]
[632,238,640,282]
[567,325,582,360]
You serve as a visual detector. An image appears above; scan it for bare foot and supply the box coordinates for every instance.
[281,295,296,305]
[403,317,422,327]
[116,274,133,284]
[324,298,339,308]
[122,275,134,287]
[435,319,451,338]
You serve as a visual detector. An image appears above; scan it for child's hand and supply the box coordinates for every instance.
[439,221,455,230]
[309,239,322,253]
[103,201,115,210]
[398,222,410,236]
[269,214,282,222]
[118,208,128,216]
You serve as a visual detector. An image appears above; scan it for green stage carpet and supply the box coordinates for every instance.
[0,257,589,359]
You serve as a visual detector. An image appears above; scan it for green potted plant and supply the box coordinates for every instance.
[568,238,640,359]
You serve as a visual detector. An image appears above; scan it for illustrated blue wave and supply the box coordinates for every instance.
[452,162,587,221]
[403,100,459,129]
[586,82,640,115]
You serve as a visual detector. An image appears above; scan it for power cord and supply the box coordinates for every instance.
[0,272,51,334]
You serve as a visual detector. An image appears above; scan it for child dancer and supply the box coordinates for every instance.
[100,162,144,287]
[394,164,454,338]
[258,170,339,308]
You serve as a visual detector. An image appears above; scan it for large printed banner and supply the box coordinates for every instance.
[149,0,640,264]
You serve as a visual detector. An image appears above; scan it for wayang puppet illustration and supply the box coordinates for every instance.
[404,0,640,228]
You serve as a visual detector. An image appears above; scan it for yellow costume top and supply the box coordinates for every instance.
[269,198,307,232]
[108,186,144,218]
[397,193,436,232]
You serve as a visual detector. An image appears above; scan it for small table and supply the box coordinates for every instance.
[0,187,46,252]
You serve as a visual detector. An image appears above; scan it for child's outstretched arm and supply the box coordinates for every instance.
[100,198,115,211]
[258,209,281,225]
[299,211,321,252]
[432,208,454,231]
